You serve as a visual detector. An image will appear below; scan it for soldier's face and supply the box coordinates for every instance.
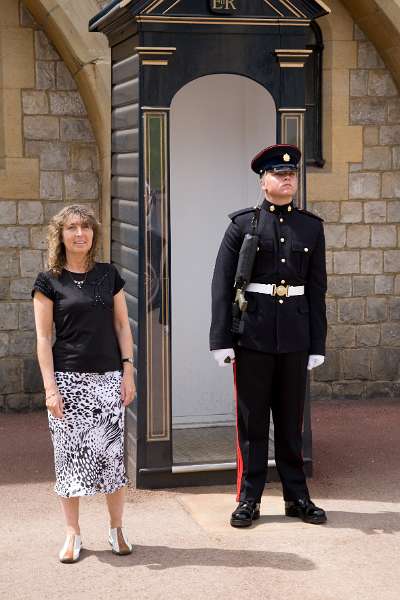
[261,170,298,199]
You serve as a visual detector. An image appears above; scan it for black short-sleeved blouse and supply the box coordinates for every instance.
[32,262,126,373]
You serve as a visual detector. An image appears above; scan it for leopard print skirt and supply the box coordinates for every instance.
[49,371,128,498]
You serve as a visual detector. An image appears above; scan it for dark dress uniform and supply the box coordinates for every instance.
[210,144,328,525]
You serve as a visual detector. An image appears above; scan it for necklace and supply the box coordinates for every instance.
[66,268,88,289]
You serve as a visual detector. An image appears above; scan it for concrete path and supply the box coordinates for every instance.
[1,401,399,600]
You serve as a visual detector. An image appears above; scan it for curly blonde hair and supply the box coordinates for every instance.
[47,205,101,276]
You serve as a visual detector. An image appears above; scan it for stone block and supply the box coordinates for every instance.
[60,118,95,142]
[333,251,360,274]
[25,140,70,171]
[327,275,352,298]
[358,42,385,68]
[22,91,49,115]
[0,333,8,358]
[10,278,34,300]
[56,62,77,90]
[0,251,18,277]
[0,279,10,300]
[363,146,391,171]
[350,70,368,96]
[1,29,34,89]
[364,201,386,223]
[0,304,19,330]
[389,297,400,321]
[0,227,29,248]
[20,3,36,28]
[49,92,86,116]
[342,349,371,380]
[310,382,332,402]
[18,201,43,225]
[6,393,30,411]
[19,303,35,330]
[353,275,375,296]
[36,61,56,90]
[340,202,363,224]
[392,147,400,170]
[326,250,333,274]
[23,358,43,393]
[387,98,400,123]
[382,172,400,199]
[0,359,21,394]
[34,30,60,60]
[346,225,370,248]
[9,331,36,356]
[327,325,355,348]
[375,275,394,294]
[20,250,43,277]
[356,324,380,347]
[313,350,341,382]
[24,116,59,141]
[349,173,380,199]
[40,172,63,200]
[381,323,400,346]
[387,200,400,222]
[395,275,400,294]
[65,173,98,200]
[31,393,45,410]
[349,163,362,173]
[380,125,400,145]
[350,98,386,125]
[30,226,48,250]
[43,203,64,222]
[338,298,365,323]
[324,225,346,249]
[0,201,17,225]
[371,225,397,247]
[361,250,383,274]
[70,145,99,172]
[354,24,366,41]
[363,126,379,146]
[384,250,400,273]
[332,382,365,401]
[367,70,397,96]
[326,298,337,324]
[366,382,400,400]
[366,297,387,322]
[371,348,400,379]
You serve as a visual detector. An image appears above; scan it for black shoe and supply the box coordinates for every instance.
[285,498,327,524]
[230,501,260,528]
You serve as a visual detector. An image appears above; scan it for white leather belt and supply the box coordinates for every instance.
[246,283,305,297]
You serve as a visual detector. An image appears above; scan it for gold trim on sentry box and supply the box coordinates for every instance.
[278,0,307,19]
[136,16,310,26]
[136,47,176,53]
[314,0,331,13]
[142,60,169,66]
[163,0,182,13]
[263,0,285,18]
[280,62,306,68]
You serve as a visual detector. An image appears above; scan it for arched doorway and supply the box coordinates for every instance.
[170,74,276,465]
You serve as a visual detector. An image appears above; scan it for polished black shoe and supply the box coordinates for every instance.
[230,501,260,528]
[285,498,327,524]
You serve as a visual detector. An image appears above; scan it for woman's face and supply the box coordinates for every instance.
[62,215,94,258]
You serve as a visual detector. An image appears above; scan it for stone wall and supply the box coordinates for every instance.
[0,2,99,411]
[309,24,400,401]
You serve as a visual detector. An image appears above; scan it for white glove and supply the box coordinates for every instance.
[307,355,325,370]
[212,348,235,367]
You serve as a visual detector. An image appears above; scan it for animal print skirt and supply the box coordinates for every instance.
[49,370,128,498]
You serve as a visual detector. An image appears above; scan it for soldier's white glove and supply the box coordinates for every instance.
[212,348,235,367]
[307,355,325,370]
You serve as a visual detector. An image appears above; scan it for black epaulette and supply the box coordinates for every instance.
[228,206,256,222]
[297,208,324,222]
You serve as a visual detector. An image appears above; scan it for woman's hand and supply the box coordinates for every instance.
[121,367,136,407]
[46,388,64,419]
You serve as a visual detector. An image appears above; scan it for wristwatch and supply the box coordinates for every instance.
[122,357,134,365]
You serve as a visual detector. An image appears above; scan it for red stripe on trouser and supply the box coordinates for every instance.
[233,362,243,502]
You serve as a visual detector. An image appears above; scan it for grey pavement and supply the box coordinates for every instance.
[0,401,399,600]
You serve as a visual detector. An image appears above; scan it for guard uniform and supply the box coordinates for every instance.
[210,145,328,521]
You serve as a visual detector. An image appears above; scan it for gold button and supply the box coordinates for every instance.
[304,247,309,252]
[279,299,284,304]
[279,218,284,223]
[280,237,285,243]
[269,205,275,212]
[281,280,285,284]
[288,206,292,212]
[281,258,286,263]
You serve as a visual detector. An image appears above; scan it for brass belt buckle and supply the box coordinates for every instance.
[273,284,289,297]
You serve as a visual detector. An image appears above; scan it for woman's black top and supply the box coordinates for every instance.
[32,262,125,373]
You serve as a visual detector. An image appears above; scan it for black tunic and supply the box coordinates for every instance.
[32,262,125,373]
[210,198,327,355]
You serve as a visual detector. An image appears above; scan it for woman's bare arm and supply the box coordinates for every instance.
[113,290,135,406]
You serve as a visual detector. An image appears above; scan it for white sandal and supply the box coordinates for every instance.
[59,534,82,563]
[108,527,133,555]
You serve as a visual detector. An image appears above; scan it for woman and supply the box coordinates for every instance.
[32,204,135,563]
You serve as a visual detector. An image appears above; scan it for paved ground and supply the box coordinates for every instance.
[1,400,399,600]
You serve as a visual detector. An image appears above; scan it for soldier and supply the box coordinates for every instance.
[210,144,328,528]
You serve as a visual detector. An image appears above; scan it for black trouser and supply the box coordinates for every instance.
[234,346,309,504]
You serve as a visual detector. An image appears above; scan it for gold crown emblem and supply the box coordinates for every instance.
[283,153,291,162]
